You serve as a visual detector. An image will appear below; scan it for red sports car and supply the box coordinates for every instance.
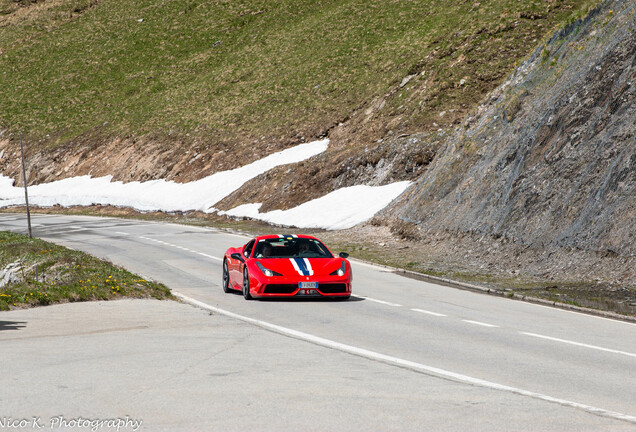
[222,234,352,300]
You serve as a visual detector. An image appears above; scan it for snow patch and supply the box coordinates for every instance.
[0,140,328,213]
[0,138,412,230]
[220,182,412,230]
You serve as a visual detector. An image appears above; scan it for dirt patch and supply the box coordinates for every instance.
[0,130,303,187]
[215,133,438,212]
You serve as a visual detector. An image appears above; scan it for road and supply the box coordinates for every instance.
[1,213,635,431]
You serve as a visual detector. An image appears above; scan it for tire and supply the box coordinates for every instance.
[222,259,231,293]
[242,268,253,300]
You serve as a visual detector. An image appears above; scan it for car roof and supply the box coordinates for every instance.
[253,234,319,242]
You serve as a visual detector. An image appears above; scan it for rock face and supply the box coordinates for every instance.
[1,260,22,288]
[392,0,636,258]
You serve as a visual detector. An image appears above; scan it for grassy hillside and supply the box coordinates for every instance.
[0,0,597,149]
[0,230,172,310]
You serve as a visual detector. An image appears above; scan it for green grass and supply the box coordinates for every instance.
[0,0,599,148]
[0,230,172,310]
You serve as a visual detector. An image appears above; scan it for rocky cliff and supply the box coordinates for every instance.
[390,0,634,261]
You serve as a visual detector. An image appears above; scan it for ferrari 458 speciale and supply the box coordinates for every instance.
[222,234,352,300]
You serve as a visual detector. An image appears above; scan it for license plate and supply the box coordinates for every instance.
[299,282,318,289]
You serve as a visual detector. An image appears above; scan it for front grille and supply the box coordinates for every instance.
[318,284,348,294]
[263,284,297,294]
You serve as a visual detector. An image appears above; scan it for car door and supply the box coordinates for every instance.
[230,240,255,284]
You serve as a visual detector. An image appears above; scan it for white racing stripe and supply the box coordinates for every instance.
[304,258,314,276]
[289,258,303,276]
[521,332,636,358]
[173,291,636,425]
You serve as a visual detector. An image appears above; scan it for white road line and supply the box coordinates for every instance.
[524,301,636,326]
[411,308,447,317]
[114,231,129,236]
[165,223,216,233]
[349,254,636,327]
[198,253,223,262]
[226,232,253,240]
[349,258,392,272]
[173,291,636,425]
[139,235,223,262]
[355,296,402,307]
[41,227,86,233]
[462,319,499,328]
[521,332,636,359]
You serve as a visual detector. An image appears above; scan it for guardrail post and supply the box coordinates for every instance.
[19,131,32,238]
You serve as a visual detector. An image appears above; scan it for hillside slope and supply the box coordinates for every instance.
[0,0,595,192]
[1,0,634,311]
[384,0,635,288]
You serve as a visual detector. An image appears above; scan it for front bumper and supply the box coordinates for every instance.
[262,282,350,297]
[252,278,351,298]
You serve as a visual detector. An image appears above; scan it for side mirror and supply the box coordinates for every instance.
[231,253,245,263]
[339,252,349,259]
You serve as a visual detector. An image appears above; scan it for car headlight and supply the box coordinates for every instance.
[330,261,346,277]
[256,262,282,277]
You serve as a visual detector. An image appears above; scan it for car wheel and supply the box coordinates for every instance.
[222,259,231,293]
[242,268,253,300]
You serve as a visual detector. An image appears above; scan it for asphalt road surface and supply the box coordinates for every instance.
[1,213,635,431]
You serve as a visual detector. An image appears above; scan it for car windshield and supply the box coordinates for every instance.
[253,237,333,259]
